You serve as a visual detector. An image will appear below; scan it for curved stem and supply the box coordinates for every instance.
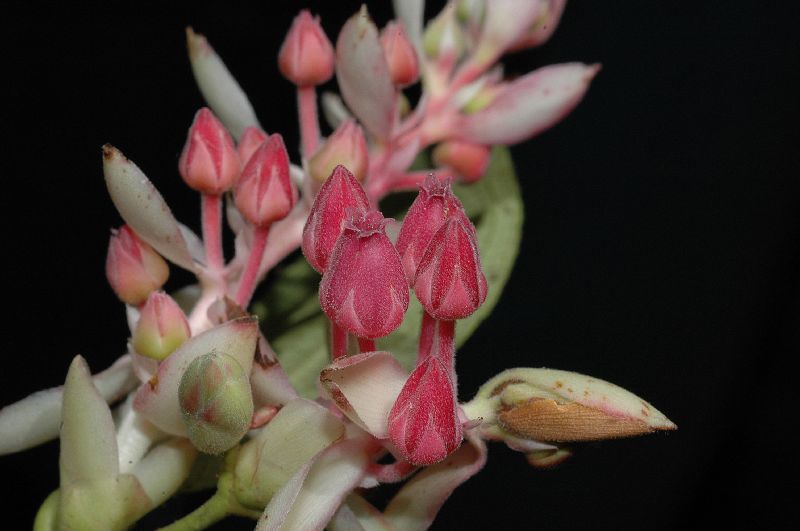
[235,224,270,308]
[202,193,225,272]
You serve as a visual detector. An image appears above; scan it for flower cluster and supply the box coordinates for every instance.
[0,2,674,530]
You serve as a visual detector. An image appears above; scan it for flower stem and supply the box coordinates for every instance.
[331,320,348,360]
[437,319,457,386]
[357,337,376,353]
[297,86,319,159]
[235,224,270,308]
[202,193,225,273]
[418,310,437,364]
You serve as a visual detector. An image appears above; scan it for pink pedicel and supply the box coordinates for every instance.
[396,175,472,282]
[432,141,491,183]
[413,216,487,321]
[319,209,409,339]
[234,133,297,227]
[278,10,335,87]
[132,291,191,361]
[380,21,419,87]
[236,126,269,167]
[178,107,241,195]
[302,165,370,273]
[388,356,462,466]
[308,119,369,183]
[105,225,169,306]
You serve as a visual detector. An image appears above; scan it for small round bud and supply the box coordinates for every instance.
[106,225,169,305]
[132,291,191,361]
[308,120,368,184]
[432,141,491,183]
[178,352,254,455]
[178,108,241,195]
[380,21,419,87]
[278,10,335,87]
[234,133,297,226]
[237,126,269,167]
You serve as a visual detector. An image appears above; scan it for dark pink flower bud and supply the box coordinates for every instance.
[308,120,368,184]
[278,10,335,87]
[413,217,487,320]
[178,107,240,195]
[432,141,491,183]
[302,165,370,273]
[237,126,269,167]
[380,21,419,87]
[388,356,462,465]
[106,225,169,305]
[319,209,409,338]
[396,175,472,282]
[234,133,297,226]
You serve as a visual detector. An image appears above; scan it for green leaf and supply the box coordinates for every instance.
[266,147,523,397]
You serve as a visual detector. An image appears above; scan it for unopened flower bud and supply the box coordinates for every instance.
[320,209,409,338]
[507,0,567,52]
[106,225,169,305]
[234,133,297,226]
[422,4,465,60]
[237,126,269,167]
[396,176,471,282]
[432,141,491,183]
[132,291,191,361]
[308,120,368,184]
[178,352,254,455]
[302,165,369,273]
[388,356,462,465]
[414,217,487,320]
[380,21,419,86]
[178,107,240,195]
[278,10,335,87]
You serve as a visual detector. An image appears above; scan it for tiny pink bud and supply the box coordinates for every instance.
[302,165,369,273]
[237,126,269,167]
[413,217,487,320]
[319,209,409,338]
[234,133,297,226]
[178,108,240,195]
[432,141,491,183]
[308,120,368,183]
[380,21,419,87]
[278,10,335,87]
[106,225,169,305]
[388,356,462,465]
[395,175,472,282]
[132,291,191,361]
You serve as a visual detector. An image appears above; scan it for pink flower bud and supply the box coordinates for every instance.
[178,107,241,195]
[278,10,335,87]
[380,21,419,87]
[395,176,472,282]
[302,165,369,273]
[319,209,409,338]
[413,217,487,320]
[432,141,491,183]
[106,225,169,305]
[308,120,368,184]
[132,291,191,361]
[237,126,269,167]
[388,356,462,465]
[234,133,297,226]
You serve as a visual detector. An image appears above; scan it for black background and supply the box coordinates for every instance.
[1,1,798,529]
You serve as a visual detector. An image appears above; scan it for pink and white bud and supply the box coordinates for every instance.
[380,21,419,87]
[237,126,269,167]
[106,225,169,305]
[388,356,462,465]
[319,209,409,339]
[278,10,335,87]
[508,0,567,51]
[178,352,254,455]
[132,291,191,361]
[414,217,487,320]
[302,165,369,273]
[308,120,368,184]
[178,107,241,195]
[432,141,492,183]
[396,176,471,282]
[234,133,297,226]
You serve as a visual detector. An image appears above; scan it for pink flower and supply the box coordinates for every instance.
[380,21,419,87]
[388,356,462,465]
[319,209,409,338]
[302,165,369,273]
[236,126,269,167]
[105,225,169,305]
[234,133,297,226]
[432,141,491,183]
[278,10,335,87]
[413,217,487,320]
[308,120,368,184]
[178,107,240,195]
